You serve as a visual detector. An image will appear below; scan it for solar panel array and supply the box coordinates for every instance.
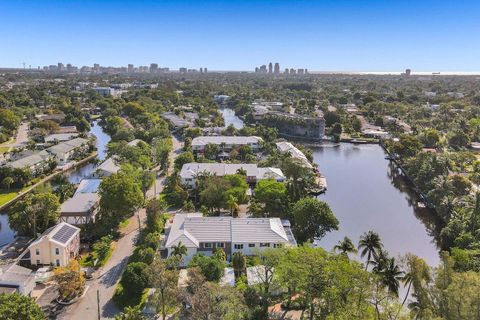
[52,224,77,244]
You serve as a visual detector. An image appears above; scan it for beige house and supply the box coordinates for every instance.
[28,222,80,267]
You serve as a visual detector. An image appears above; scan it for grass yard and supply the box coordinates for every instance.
[0,190,18,206]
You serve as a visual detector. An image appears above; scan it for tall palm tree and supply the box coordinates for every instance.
[395,272,413,320]
[333,236,357,257]
[232,251,246,278]
[379,257,404,297]
[171,241,187,259]
[358,231,383,270]
[227,194,239,217]
[371,248,390,273]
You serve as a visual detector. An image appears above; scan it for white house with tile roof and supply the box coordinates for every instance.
[179,163,285,188]
[164,213,296,265]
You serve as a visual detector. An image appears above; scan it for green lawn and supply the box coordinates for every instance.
[0,190,19,206]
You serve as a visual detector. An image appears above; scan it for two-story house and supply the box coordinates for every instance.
[27,222,80,267]
[179,163,285,189]
[164,213,297,265]
[191,136,262,155]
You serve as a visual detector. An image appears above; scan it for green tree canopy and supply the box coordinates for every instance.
[291,197,338,243]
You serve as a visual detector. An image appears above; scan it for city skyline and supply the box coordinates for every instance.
[1,1,480,71]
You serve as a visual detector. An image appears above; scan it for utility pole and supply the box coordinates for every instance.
[137,214,141,230]
[97,289,101,320]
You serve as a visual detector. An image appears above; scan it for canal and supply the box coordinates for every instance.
[313,143,441,266]
[219,107,441,266]
[0,121,111,248]
[220,108,244,129]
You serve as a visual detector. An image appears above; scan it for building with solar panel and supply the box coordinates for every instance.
[27,222,80,267]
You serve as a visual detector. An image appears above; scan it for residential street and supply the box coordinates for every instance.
[59,134,182,319]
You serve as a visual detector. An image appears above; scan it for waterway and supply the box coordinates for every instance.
[0,121,111,248]
[313,143,441,266]
[220,108,245,129]
[219,107,440,265]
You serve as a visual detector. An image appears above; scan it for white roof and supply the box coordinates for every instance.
[96,157,120,175]
[165,214,290,248]
[180,163,285,180]
[75,179,101,194]
[0,264,34,286]
[276,141,313,169]
[6,152,50,169]
[44,133,78,143]
[127,139,144,146]
[191,136,262,147]
[47,138,89,155]
[60,193,100,214]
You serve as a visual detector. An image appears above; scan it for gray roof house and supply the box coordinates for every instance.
[179,163,285,188]
[0,264,35,296]
[4,150,53,175]
[46,137,90,164]
[60,178,101,225]
[191,136,262,153]
[163,213,296,266]
[94,157,120,177]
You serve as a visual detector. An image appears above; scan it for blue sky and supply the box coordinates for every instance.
[1,0,479,71]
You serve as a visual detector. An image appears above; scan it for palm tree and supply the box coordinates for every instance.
[171,241,187,260]
[395,272,413,320]
[371,248,390,273]
[236,168,247,176]
[358,231,383,270]
[333,236,357,257]
[232,251,246,278]
[227,194,239,217]
[1,177,14,191]
[379,257,404,297]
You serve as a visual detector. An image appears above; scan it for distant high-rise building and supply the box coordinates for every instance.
[274,63,280,74]
[290,68,296,74]
[128,64,134,73]
[58,62,65,71]
[93,63,100,72]
[284,68,289,74]
[150,63,158,73]
[179,67,187,73]
[268,62,273,73]
[298,69,304,75]
[204,68,207,73]
[305,69,308,74]
[405,68,411,76]
[255,67,259,73]
[259,65,267,73]
[200,68,203,73]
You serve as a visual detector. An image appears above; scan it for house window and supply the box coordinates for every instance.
[203,243,212,249]
[260,243,270,247]
[55,248,60,255]
[36,260,40,265]
[248,243,255,248]
[35,249,40,255]
[274,243,283,248]
[216,242,225,248]
[56,259,60,267]
[234,244,244,250]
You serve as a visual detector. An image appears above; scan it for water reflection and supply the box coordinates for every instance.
[220,108,244,129]
[313,143,440,266]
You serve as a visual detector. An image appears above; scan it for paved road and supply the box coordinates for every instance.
[59,134,183,319]
[3,122,29,148]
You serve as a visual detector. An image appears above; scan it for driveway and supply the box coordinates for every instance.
[59,134,183,319]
